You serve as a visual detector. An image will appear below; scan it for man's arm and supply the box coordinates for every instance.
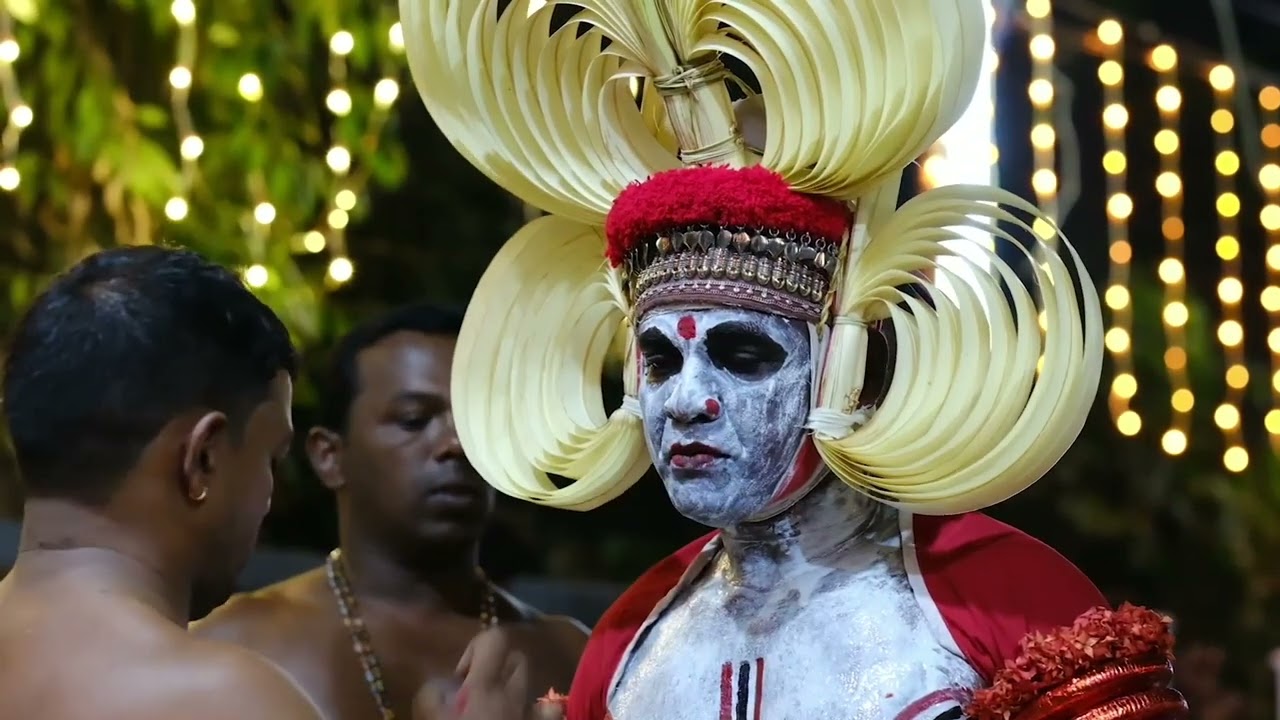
[131,643,323,720]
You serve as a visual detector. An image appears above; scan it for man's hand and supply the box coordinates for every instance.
[413,628,530,720]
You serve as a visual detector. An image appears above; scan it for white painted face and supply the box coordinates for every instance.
[637,307,812,527]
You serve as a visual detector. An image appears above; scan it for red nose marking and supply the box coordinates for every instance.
[677,315,697,339]
[705,398,721,417]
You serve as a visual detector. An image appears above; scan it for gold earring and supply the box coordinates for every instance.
[193,487,208,502]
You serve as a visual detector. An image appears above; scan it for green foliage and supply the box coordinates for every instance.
[0,0,408,342]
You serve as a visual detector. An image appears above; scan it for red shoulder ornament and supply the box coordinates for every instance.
[966,603,1188,720]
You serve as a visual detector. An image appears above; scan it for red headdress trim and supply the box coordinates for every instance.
[604,165,852,266]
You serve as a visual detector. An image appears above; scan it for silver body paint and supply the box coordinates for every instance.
[615,307,981,719]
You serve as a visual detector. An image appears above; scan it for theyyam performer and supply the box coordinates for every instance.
[398,0,1189,718]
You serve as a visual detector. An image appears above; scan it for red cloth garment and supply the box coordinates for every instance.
[564,514,1106,720]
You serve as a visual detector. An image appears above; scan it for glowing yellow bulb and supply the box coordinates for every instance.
[253,202,276,225]
[1227,365,1250,388]
[1216,150,1239,175]
[1214,404,1241,430]
[330,31,355,56]
[1162,301,1189,327]
[1171,389,1195,412]
[1104,285,1130,309]
[1269,247,1280,270]
[1217,277,1243,304]
[238,73,263,102]
[1102,103,1129,129]
[389,23,405,52]
[1262,86,1280,112]
[1155,171,1182,198]
[374,78,400,108]
[1264,285,1280,312]
[1028,79,1054,107]
[1153,129,1179,155]
[326,89,353,116]
[1218,320,1244,347]
[1112,373,1138,399]
[1032,169,1058,194]
[179,135,203,160]
[1270,328,1280,353]
[1267,409,1280,434]
[1155,86,1182,112]
[326,146,352,174]
[1104,328,1131,353]
[244,264,269,288]
[1263,124,1280,149]
[169,66,192,90]
[303,231,327,253]
[328,257,355,283]
[1217,192,1241,217]
[335,189,357,211]
[1261,163,1280,190]
[1223,446,1249,473]
[1097,19,1123,45]
[1032,217,1056,240]
[1103,150,1126,174]
[1165,347,1187,370]
[1209,64,1235,91]
[1211,109,1235,134]
[1025,0,1051,19]
[1160,429,1187,455]
[1029,34,1055,60]
[1274,370,1280,392]
[1110,240,1133,263]
[1150,44,1177,71]
[1030,123,1055,148]
[164,196,188,220]
[0,39,19,63]
[170,0,196,24]
[1157,258,1184,283]
[1263,204,1280,231]
[1097,60,1123,86]
[1217,235,1240,260]
[1106,193,1133,220]
[1116,410,1141,436]
[10,104,31,128]
[328,209,350,229]
[0,166,18,190]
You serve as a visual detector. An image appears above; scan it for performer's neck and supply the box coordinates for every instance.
[13,498,192,624]
[338,527,483,611]
[718,478,893,590]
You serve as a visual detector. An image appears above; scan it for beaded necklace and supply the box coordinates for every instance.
[325,548,498,719]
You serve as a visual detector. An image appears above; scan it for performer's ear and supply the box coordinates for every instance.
[306,426,345,491]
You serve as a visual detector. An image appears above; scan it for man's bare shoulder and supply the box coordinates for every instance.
[191,568,330,647]
[144,639,323,720]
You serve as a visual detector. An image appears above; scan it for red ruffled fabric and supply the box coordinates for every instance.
[966,603,1176,720]
[603,165,851,266]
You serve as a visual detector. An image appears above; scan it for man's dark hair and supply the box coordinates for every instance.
[2,246,298,505]
[319,302,464,432]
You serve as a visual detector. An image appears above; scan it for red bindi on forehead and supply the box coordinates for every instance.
[676,315,697,340]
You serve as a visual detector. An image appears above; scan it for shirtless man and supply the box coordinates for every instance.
[196,303,585,720]
[0,247,319,720]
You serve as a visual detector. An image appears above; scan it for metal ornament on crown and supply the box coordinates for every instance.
[399,0,1104,518]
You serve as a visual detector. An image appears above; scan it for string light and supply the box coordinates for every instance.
[1025,0,1058,240]
[1207,64,1249,472]
[0,6,28,192]
[164,0,199,221]
[321,28,356,285]
[1097,20,1140,436]
[1150,44,1191,456]
[1258,85,1280,450]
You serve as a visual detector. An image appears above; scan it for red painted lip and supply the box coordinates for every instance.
[668,442,728,469]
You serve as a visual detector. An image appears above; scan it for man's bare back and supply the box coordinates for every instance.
[194,568,584,720]
[0,552,321,720]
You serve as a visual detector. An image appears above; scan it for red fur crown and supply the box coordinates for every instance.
[604,166,853,321]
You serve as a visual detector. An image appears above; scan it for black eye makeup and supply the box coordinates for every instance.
[704,321,787,379]
[638,327,682,383]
